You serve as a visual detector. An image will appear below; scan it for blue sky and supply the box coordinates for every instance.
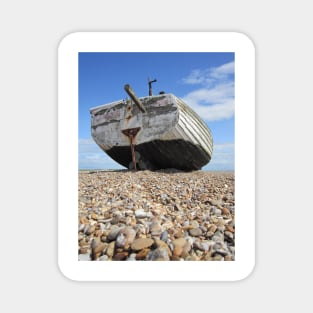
[79,52,234,171]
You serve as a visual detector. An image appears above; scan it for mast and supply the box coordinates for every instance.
[148,77,157,96]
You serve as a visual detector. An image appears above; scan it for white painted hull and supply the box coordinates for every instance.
[90,94,213,170]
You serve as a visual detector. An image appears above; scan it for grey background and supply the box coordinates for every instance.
[1,1,311,312]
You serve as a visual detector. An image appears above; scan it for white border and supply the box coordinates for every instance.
[58,32,255,281]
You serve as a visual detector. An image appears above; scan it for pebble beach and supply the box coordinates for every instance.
[78,169,235,261]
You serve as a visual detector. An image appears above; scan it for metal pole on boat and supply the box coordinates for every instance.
[129,134,137,170]
[122,127,141,171]
[148,77,157,96]
[124,84,147,113]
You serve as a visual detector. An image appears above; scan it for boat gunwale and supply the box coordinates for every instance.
[89,93,177,114]
[89,99,125,114]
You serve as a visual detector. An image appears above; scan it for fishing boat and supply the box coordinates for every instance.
[90,81,213,171]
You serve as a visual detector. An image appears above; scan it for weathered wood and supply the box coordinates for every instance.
[90,92,213,170]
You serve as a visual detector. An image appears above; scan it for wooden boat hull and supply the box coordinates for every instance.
[90,93,213,170]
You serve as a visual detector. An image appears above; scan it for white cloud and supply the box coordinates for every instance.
[183,61,234,86]
[182,69,210,85]
[181,61,234,122]
[210,61,234,79]
[79,138,124,169]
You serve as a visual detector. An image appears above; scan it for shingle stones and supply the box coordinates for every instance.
[78,170,235,261]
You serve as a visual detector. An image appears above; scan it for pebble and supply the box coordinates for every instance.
[222,207,230,215]
[212,230,224,242]
[106,241,115,258]
[131,238,154,251]
[149,222,162,238]
[189,227,203,237]
[193,239,211,252]
[135,209,152,219]
[85,225,96,235]
[79,247,88,254]
[113,252,129,261]
[160,230,168,242]
[135,248,151,260]
[154,239,172,257]
[78,170,235,261]
[107,226,123,241]
[174,228,185,238]
[91,239,107,260]
[127,253,137,261]
[172,238,188,257]
[115,227,136,249]
[146,247,170,261]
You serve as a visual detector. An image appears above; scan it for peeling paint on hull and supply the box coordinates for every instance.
[90,93,213,170]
